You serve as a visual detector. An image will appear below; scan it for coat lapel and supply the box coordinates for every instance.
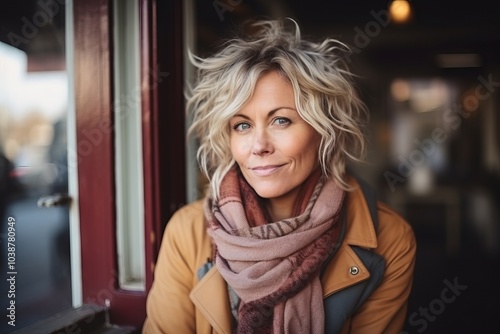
[321,177,379,297]
[190,266,232,334]
[321,244,370,297]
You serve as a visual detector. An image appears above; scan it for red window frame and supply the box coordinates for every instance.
[73,0,185,329]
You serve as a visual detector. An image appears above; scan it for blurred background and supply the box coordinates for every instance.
[0,2,71,332]
[0,0,499,333]
[186,1,500,333]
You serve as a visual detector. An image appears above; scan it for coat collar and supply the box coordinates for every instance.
[342,176,378,249]
[190,176,378,333]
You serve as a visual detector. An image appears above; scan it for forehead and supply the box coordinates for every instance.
[238,71,295,113]
[254,71,292,91]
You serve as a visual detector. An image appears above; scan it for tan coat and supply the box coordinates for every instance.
[143,180,416,333]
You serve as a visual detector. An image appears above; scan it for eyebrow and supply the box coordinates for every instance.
[232,107,297,119]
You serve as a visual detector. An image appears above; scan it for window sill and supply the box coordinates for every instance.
[11,304,138,334]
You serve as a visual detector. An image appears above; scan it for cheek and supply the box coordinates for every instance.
[230,136,251,161]
[294,133,320,165]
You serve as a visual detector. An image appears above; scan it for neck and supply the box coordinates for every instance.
[265,194,297,221]
[265,168,322,222]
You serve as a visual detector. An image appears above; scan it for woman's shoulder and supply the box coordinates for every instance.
[164,199,206,239]
[170,199,205,221]
[376,201,414,238]
[159,199,212,268]
[375,201,416,258]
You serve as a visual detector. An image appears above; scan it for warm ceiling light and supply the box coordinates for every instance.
[389,0,412,24]
[390,79,411,102]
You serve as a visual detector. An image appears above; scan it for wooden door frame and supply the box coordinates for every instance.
[73,0,185,328]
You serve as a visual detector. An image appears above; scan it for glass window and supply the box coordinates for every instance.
[113,0,145,291]
[0,1,72,332]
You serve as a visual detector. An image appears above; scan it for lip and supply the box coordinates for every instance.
[249,164,285,176]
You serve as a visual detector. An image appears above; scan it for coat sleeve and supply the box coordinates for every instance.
[142,201,209,334]
[346,203,417,333]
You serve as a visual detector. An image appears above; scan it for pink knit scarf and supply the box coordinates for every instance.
[205,167,345,333]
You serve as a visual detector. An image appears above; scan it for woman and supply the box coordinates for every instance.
[143,19,416,334]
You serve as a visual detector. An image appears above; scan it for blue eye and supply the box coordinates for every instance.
[233,122,250,132]
[273,117,291,126]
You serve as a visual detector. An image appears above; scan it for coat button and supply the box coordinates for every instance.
[349,266,359,275]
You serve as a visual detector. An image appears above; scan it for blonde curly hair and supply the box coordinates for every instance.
[187,19,367,199]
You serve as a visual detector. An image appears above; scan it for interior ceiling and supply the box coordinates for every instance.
[1,1,498,74]
[196,0,500,75]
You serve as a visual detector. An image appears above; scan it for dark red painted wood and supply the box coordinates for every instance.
[141,0,186,292]
[74,0,185,329]
[73,0,117,310]
[140,0,158,294]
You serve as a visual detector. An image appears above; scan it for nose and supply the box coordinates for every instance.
[251,128,273,156]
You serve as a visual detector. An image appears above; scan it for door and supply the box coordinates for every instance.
[0,1,72,332]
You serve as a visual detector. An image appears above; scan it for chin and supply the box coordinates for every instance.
[251,185,285,199]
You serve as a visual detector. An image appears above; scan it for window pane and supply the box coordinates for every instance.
[113,0,145,291]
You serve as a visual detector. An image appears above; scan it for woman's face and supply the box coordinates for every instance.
[229,71,321,211]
